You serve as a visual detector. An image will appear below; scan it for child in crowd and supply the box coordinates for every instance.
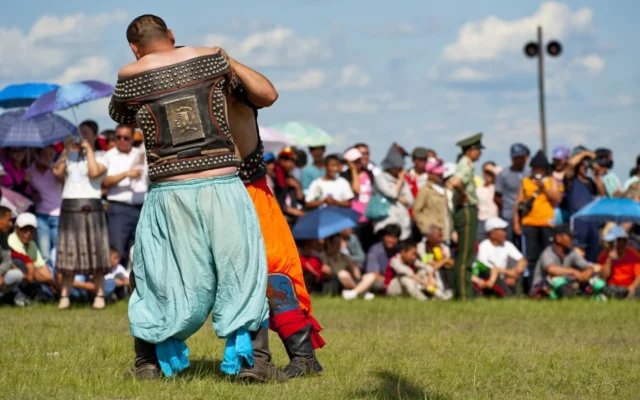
[298,239,333,293]
[385,240,437,301]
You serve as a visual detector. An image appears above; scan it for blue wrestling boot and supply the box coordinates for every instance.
[238,327,288,383]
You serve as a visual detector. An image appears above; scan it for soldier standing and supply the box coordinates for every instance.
[447,133,484,300]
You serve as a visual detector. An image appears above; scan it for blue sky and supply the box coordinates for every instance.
[1,1,638,175]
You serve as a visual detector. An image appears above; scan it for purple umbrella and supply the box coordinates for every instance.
[23,80,114,120]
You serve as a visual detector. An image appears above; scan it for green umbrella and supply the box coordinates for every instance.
[270,121,334,147]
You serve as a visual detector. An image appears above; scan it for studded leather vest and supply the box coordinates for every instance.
[108,53,240,181]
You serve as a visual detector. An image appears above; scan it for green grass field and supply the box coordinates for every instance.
[1,297,640,399]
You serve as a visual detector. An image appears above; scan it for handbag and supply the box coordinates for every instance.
[365,193,391,220]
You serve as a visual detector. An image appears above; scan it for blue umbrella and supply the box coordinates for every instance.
[292,206,360,240]
[23,80,114,120]
[0,83,59,109]
[572,198,640,224]
[0,110,77,148]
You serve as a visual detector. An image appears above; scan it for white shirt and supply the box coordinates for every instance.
[105,264,130,280]
[477,239,523,270]
[305,176,354,203]
[105,147,148,205]
[62,151,109,200]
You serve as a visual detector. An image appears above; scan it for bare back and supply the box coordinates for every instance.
[227,98,259,159]
[118,46,221,79]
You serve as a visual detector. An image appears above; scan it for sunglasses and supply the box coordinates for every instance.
[115,135,132,142]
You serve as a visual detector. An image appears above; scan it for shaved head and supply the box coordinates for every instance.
[126,15,170,46]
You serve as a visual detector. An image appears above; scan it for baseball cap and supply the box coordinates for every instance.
[552,145,569,160]
[343,148,363,162]
[485,217,509,232]
[443,162,457,180]
[411,147,430,160]
[510,143,530,158]
[16,212,37,229]
[263,152,275,163]
[425,158,445,175]
[604,225,627,242]
[278,147,296,160]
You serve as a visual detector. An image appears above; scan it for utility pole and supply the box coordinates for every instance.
[524,26,562,156]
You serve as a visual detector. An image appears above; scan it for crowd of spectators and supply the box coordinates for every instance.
[2,121,640,307]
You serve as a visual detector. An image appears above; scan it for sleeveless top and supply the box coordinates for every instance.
[108,53,240,181]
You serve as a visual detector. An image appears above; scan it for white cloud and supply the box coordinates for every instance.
[275,69,326,91]
[204,27,332,67]
[572,54,605,75]
[56,56,114,84]
[28,11,127,44]
[387,101,416,111]
[613,94,635,107]
[443,2,593,62]
[335,97,380,114]
[449,67,491,82]
[337,65,371,87]
[324,92,415,114]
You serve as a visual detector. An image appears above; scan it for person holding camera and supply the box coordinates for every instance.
[564,147,606,262]
[513,150,561,290]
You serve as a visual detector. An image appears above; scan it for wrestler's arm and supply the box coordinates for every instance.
[227,58,278,108]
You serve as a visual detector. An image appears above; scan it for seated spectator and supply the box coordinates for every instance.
[104,247,130,300]
[474,217,527,297]
[417,224,454,300]
[385,240,436,301]
[530,224,604,299]
[0,207,24,306]
[320,234,361,294]
[9,213,56,298]
[298,239,332,293]
[305,155,354,209]
[599,226,640,299]
[340,228,365,268]
[341,224,401,300]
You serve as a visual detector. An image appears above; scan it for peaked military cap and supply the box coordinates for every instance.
[456,133,484,150]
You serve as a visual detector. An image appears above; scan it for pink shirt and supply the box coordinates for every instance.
[352,172,373,223]
[2,161,30,194]
[28,165,63,216]
[476,184,498,222]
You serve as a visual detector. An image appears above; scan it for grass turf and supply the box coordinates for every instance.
[1,297,639,399]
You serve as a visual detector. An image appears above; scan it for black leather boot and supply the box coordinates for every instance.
[124,338,161,380]
[238,327,288,383]
[282,324,323,378]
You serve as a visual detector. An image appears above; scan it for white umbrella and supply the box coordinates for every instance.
[259,126,293,154]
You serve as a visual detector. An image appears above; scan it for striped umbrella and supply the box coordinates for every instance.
[270,122,334,148]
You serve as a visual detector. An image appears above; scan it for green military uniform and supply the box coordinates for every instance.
[452,133,483,300]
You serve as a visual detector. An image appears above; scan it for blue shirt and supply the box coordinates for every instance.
[495,167,529,220]
[301,165,325,191]
[365,242,396,275]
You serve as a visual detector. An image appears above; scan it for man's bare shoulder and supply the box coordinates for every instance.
[117,47,220,80]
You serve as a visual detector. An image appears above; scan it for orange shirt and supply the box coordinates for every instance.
[521,177,555,227]
[598,247,640,287]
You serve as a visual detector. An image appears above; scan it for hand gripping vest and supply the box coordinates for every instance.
[108,53,241,181]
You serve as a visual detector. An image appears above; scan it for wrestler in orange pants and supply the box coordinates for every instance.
[245,177,324,377]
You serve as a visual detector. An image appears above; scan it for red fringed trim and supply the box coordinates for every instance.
[11,250,32,265]
[269,309,326,349]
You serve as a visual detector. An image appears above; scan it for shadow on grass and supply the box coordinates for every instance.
[354,370,451,400]
[180,358,229,380]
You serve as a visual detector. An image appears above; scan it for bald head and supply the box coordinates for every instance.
[126,15,171,46]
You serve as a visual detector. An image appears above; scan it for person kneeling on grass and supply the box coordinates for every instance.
[341,224,401,301]
[385,240,437,301]
[598,225,640,299]
[530,224,605,299]
[417,224,454,300]
[9,213,56,302]
[473,217,527,297]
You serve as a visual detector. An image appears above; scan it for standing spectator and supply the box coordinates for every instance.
[103,124,148,267]
[413,158,452,241]
[623,155,640,191]
[476,217,527,297]
[0,207,23,305]
[102,130,116,151]
[26,146,63,268]
[594,148,622,198]
[565,148,606,262]
[2,147,30,197]
[354,143,380,177]
[305,155,354,209]
[494,143,530,245]
[551,145,570,224]
[599,226,640,299]
[513,150,561,289]
[406,147,430,199]
[341,224,401,300]
[9,213,56,297]
[264,152,276,194]
[530,225,603,299]
[385,240,436,301]
[301,146,326,191]
[373,144,413,240]
[79,120,102,151]
[273,148,305,227]
[341,147,375,251]
[476,161,501,242]
[53,133,110,311]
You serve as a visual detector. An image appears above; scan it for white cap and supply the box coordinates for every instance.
[16,212,37,229]
[443,162,457,180]
[485,217,509,232]
[343,148,363,162]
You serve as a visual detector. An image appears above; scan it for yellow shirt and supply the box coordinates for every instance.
[521,177,555,227]
[8,232,45,268]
